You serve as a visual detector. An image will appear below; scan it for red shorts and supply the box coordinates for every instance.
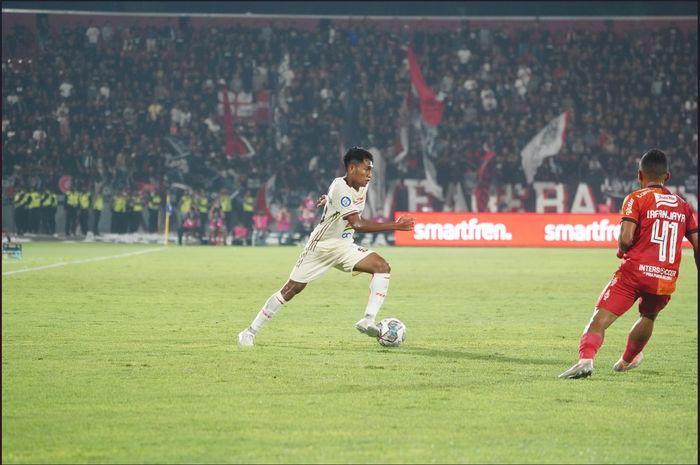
[596,269,671,316]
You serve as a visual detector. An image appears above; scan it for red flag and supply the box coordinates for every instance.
[221,83,256,159]
[255,175,276,218]
[221,83,236,158]
[406,47,444,128]
[474,147,496,212]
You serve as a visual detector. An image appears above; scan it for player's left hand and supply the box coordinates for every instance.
[395,214,416,231]
[616,249,624,259]
[317,194,328,207]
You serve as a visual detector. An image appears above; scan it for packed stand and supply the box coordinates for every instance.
[2,18,697,240]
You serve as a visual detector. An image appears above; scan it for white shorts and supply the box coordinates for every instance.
[289,240,374,283]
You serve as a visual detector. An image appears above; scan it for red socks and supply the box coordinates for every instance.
[622,337,648,363]
[578,332,603,359]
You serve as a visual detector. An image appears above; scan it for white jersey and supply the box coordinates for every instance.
[305,177,367,249]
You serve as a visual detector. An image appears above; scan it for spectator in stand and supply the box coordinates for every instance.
[274,206,293,245]
[208,200,226,245]
[178,205,201,245]
[232,221,250,246]
[297,195,317,243]
[251,209,270,246]
[1,20,696,220]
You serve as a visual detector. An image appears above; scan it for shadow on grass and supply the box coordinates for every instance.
[262,343,560,366]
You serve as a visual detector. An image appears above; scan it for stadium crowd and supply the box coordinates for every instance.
[2,17,697,240]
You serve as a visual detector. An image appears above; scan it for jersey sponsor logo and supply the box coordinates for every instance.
[638,264,677,280]
[624,198,634,216]
[341,196,351,207]
[653,193,679,208]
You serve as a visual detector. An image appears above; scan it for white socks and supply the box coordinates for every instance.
[364,273,390,321]
[249,291,287,334]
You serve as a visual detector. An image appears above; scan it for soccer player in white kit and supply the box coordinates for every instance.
[237,147,416,346]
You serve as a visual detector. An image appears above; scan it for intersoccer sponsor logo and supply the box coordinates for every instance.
[638,264,677,280]
[414,219,513,241]
[544,219,621,242]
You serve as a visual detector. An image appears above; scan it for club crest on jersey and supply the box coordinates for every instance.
[654,193,678,208]
[341,196,351,207]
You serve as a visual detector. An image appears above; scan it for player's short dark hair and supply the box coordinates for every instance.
[640,148,669,180]
[343,146,373,169]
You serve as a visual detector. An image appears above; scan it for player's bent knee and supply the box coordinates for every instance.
[382,261,391,273]
[282,280,306,301]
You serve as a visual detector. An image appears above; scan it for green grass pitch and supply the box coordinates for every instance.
[2,243,697,463]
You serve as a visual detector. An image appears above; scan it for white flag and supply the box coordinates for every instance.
[521,112,570,184]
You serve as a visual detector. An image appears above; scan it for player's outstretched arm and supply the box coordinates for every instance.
[345,213,415,233]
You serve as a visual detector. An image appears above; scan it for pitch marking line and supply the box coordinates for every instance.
[2,248,164,276]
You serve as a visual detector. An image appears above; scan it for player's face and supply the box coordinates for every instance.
[350,159,373,187]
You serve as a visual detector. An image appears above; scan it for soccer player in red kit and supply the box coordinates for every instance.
[560,149,698,379]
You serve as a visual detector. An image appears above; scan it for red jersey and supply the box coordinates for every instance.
[619,185,698,295]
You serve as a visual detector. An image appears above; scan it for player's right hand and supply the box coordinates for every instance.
[395,214,416,231]
[616,249,624,259]
[317,194,328,207]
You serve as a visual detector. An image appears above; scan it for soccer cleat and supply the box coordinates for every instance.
[355,318,380,337]
[558,359,593,379]
[613,352,644,372]
[237,328,255,346]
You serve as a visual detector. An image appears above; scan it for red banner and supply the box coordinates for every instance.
[406,47,444,127]
[394,212,696,248]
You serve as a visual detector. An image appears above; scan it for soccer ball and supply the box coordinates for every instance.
[377,318,406,347]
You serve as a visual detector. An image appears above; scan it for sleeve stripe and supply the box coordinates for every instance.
[341,210,359,219]
[686,228,698,238]
[621,217,639,225]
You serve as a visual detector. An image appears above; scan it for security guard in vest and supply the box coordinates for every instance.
[112,190,127,233]
[26,187,41,234]
[220,189,233,233]
[178,190,193,226]
[92,189,104,235]
[129,190,144,233]
[40,188,57,235]
[196,190,209,239]
[148,191,162,233]
[13,185,29,236]
[79,188,91,235]
[65,187,80,236]
[241,189,255,232]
